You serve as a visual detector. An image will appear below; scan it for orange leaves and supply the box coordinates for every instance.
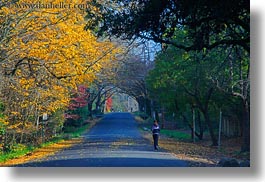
[0,115,8,126]
[0,0,123,147]
[7,123,23,130]
[0,7,9,15]
[18,78,35,91]
[0,138,83,166]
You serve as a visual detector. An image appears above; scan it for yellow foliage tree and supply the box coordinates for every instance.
[0,0,122,146]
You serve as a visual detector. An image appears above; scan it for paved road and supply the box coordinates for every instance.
[18,112,187,167]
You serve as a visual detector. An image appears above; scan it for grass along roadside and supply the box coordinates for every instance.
[160,129,191,141]
[0,119,98,166]
[134,115,249,167]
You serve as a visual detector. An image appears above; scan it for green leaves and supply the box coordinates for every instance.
[86,0,249,52]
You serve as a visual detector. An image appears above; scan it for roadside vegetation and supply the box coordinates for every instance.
[134,113,250,167]
[0,120,97,166]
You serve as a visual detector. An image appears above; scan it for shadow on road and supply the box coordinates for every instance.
[15,112,188,167]
[17,156,187,167]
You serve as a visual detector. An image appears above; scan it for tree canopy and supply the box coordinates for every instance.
[86,0,249,52]
[0,0,122,148]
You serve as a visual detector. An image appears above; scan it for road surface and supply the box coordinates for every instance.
[18,112,187,167]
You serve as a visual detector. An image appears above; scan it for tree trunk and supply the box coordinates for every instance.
[155,110,160,123]
[95,95,100,110]
[197,110,204,140]
[182,113,204,140]
[181,114,193,139]
[145,98,151,116]
[87,102,93,120]
[95,93,102,114]
[20,120,25,143]
[241,99,250,152]
[136,96,145,113]
[203,110,218,146]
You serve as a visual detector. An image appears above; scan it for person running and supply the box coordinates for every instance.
[151,120,160,151]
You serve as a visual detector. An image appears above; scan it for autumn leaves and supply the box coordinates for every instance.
[0,0,121,147]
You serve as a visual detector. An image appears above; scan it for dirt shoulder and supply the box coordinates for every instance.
[0,119,99,167]
[136,117,249,167]
[0,138,83,167]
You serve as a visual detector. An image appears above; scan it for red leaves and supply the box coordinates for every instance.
[69,85,89,109]
[66,85,89,120]
[64,113,80,120]
[105,97,112,112]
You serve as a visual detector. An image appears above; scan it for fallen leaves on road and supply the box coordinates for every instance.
[0,138,83,167]
[111,139,136,149]
[142,132,248,167]
[0,119,99,166]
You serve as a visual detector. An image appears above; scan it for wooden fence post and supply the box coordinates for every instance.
[218,109,222,149]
